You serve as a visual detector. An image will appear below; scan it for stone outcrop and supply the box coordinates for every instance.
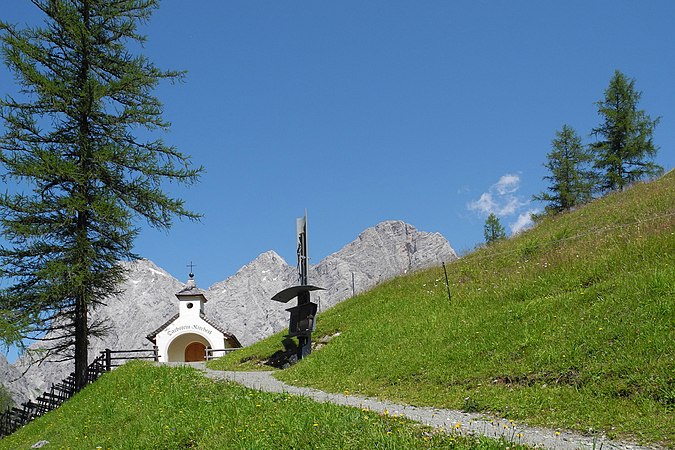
[4,220,456,401]
[311,221,454,309]
[0,352,32,405]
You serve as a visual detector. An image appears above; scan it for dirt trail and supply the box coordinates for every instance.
[163,362,656,450]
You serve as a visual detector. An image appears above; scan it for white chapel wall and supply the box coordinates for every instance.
[156,316,227,362]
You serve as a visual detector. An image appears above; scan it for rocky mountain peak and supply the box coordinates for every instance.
[235,250,289,276]
[5,221,456,401]
[0,352,32,405]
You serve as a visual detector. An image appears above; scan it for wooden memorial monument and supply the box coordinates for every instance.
[271,212,324,360]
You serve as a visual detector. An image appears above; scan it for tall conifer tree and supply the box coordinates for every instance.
[483,213,506,244]
[533,125,594,214]
[0,0,201,389]
[591,70,661,191]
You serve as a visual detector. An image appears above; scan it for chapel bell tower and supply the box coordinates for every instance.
[177,271,207,317]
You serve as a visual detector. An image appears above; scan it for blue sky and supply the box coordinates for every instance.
[2,2,674,361]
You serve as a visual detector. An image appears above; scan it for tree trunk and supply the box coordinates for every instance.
[73,0,92,392]
[74,292,88,391]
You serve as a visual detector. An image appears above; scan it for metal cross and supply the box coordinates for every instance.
[187,261,196,278]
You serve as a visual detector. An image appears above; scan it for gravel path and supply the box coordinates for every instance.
[165,362,657,450]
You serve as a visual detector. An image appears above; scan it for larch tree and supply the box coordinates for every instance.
[591,70,662,192]
[533,124,595,214]
[0,0,202,390]
[483,213,506,244]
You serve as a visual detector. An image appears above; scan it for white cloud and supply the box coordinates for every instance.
[510,210,538,235]
[495,174,520,195]
[467,192,496,214]
[467,173,526,216]
[498,196,523,216]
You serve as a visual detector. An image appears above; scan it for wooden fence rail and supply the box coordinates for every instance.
[205,347,239,361]
[0,347,159,439]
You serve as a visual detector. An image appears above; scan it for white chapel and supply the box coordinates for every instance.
[146,272,241,362]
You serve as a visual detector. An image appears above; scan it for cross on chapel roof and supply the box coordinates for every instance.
[176,269,207,300]
[187,261,196,279]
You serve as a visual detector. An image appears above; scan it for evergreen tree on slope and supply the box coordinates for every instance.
[533,124,595,214]
[591,70,662,192]
[484,213,506,244]
[0,0,202,390]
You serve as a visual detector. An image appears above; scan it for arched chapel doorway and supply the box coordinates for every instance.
[185,342,206,362]
[166,332,210,362]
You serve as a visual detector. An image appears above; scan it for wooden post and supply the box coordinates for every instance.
[105,348,112,372]
[153,345,159,362]
[442,262,452,301]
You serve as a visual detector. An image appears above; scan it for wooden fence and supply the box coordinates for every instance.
[0,347,158,439]
[205,347,239,361]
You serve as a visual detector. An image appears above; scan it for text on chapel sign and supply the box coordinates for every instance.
[166,324,213,337]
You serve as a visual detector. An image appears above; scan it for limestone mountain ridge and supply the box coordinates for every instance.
[4,220,456,402]
[0,353,33,406]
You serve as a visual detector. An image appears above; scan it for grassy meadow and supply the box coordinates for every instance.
[2,172,672,449]
[211,171,675,446]
[0,362,530,450]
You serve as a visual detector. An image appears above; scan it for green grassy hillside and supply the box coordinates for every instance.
[0,362,528,450]
[212,171,675,446]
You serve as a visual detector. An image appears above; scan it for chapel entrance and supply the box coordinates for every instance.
[167,333,209,362]
[185,342,206,362]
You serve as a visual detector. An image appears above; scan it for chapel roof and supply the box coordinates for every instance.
[146,313,179,343]
[176,275,208,301]
[199,313,242,348]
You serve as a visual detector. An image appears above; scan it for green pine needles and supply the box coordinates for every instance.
[483,213,506,244]
[592,70,661,192]
[0,0,202,389]
[536,70,662,216]
[533,125,595,215]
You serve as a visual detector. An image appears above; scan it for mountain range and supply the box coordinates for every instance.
[2,220,456,403]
